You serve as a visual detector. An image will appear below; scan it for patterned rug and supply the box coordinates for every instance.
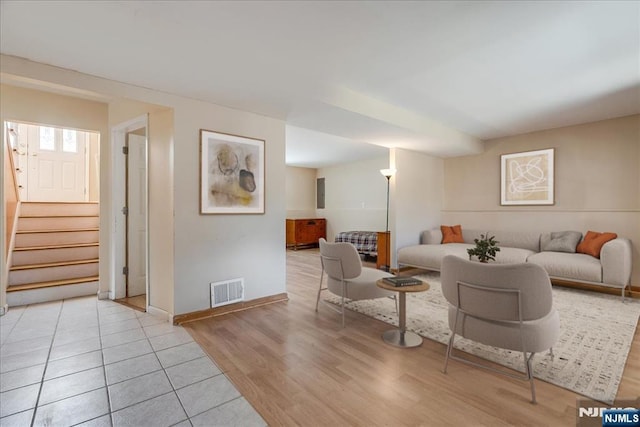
[326,271,640,404]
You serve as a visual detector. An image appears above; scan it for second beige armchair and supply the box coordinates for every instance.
[316,238,396,327]
[440,255,560,403]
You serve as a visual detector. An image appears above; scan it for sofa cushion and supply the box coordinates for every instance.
[421,229,443,244]
[398,243,471,270]
[577,231,618,258]
[540,231,582,253]
[462,229,541,252]
[441,225,464,244]
[494,247,536,264]
[527,252,602,283]
[398,244,535,270]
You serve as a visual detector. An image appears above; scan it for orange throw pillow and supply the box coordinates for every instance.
[576,231,617,258]
[441,225,464,244]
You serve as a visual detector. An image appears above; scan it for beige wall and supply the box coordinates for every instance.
[391,148,444,267]
[3,138,18,257]
[2,55,287,317]
[171,103,286,315]
[286,166,317,219]
[2,136,19,311]
[443,115,640,285]
[317,156,390,241]
[0,84,109,133]
[148,108,175,313]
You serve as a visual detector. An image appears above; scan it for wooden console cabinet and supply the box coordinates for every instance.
[286,218,326,250]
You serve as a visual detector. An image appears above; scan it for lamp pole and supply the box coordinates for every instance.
[380,168,396,272]
[380,168,395,231]
[385,174,391,233]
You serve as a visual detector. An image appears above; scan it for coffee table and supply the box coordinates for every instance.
[376,278,430,348]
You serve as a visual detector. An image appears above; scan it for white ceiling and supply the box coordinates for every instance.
[286,125,388,168]
[1,1,638,167]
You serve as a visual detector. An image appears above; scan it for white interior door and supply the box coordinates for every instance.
[27,126,87,201]
[126,133,147,297]
[111,115,148,302]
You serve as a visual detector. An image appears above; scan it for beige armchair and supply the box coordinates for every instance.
[440,255,560,403]
[316,238,396,327]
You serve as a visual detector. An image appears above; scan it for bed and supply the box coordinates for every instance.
[334,231,378,256]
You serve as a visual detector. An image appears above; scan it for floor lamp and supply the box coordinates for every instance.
[380,168,396,271]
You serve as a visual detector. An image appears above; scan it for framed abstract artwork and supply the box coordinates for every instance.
[500,148,554,205]
[200,129,265,214]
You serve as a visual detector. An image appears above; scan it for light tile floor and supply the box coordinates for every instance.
[0,296,267,427]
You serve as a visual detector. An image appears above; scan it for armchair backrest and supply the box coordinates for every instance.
[319,238,363,280]
[440,255,553,322]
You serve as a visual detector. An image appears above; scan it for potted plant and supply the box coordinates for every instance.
[467,233,500,263]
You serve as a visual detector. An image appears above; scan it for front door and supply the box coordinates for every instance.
[28,126,87,201]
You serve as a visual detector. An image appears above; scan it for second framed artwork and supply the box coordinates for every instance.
[200,129,265,214]
[501,148,554,206]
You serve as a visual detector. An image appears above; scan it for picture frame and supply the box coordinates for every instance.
[200,129,265,214]
[500,148,554,206]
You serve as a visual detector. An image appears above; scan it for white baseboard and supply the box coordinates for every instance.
[97,291,110,300]
[0,304,8,316]
[147,305,173,323]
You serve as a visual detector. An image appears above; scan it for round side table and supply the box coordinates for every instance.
[376,279,430,348]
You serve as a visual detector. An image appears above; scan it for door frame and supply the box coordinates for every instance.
[110,115,149,305]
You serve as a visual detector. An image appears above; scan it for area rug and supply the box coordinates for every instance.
[326,272,640,404]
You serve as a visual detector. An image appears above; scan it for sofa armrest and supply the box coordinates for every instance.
[601,238,632,287]
[421,229,442,245]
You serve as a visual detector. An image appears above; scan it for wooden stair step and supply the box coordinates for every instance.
[16,228,99,234]
[14,243,100,252]
[10,258,99,271]
[7,276,100,292]
[20,202,100,217]
[14,229,99,248]
[20,202,99,206]
[17,216,100,233]
[20,214,100,218]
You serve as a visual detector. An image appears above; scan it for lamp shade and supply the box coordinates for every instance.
[380,168,396,178]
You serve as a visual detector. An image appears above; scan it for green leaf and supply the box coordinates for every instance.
[466,232,501,263]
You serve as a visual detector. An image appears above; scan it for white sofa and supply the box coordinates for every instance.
[397,228,633,297]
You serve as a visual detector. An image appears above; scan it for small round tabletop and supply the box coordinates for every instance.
[376,278,430,293]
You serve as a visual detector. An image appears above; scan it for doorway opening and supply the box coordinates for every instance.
[4,121,101,305]
[111,116,148,312]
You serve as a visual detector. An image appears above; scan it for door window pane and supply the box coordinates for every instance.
[39,127,55,151]
[63,129,78,153]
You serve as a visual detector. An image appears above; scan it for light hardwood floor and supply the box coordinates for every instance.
[114,294,146,312]
[184,249,640,426]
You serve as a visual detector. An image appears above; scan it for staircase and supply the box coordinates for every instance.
[7,202,100,306]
